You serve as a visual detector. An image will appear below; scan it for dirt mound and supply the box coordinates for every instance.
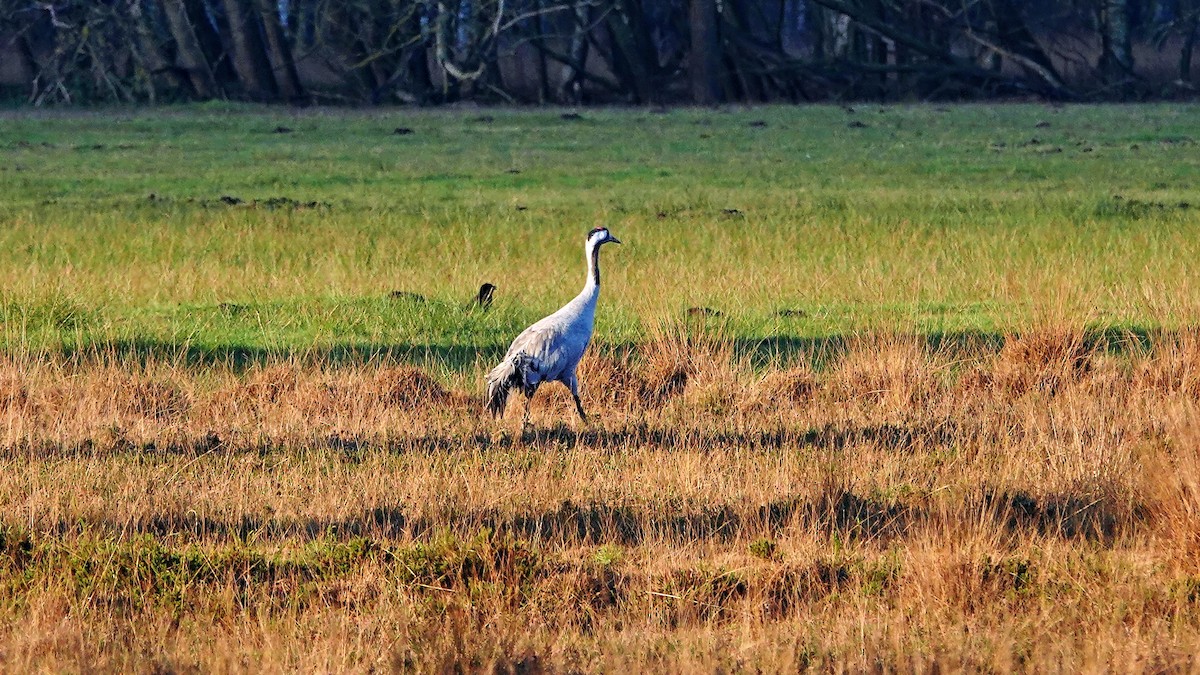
[371,366,450,409]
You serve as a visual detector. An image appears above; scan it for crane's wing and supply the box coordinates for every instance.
[505,323,558,360]
[503,322,575,381]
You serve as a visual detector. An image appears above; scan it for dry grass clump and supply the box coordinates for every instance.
[239,363,302,404]
[6,327,1200,670]
[1134,328,1200,397]
[637,323,707,404]
[292,364,452,419]
[826,335,943,412]
[97,366,195,426]
[680,357,747,421]
[0,371,32,415]
[1141,404,1200,561]
[117,377,192,421]
[371,364,451,408]
[576,327,736,414]
[751,366,817,408]
[991,328,1095,396]
[575,349,644,411]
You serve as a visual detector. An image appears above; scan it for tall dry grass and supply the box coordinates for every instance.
[1,327,1200,671]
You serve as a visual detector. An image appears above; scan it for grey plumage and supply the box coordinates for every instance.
[485,351,542,417]
[486,227,621,424]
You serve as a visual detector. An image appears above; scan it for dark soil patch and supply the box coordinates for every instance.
[388,291,426,303]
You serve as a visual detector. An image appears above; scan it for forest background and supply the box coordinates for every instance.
[1,0,1196,107]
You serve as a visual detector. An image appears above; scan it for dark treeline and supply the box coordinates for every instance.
[0,0,1197,105]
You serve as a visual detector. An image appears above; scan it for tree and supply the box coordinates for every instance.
[161,0,221,98]
[1100,0,1135,89]
[222,0,278,100]
[689,0,723,103]
[255,0,305,102]
[1,0,1195,105]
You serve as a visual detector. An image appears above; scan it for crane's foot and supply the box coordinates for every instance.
[572,393,588,425]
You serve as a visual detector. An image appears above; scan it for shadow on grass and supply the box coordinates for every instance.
[39,324,1163,371]
[29,426,1143,547]
[17,413,1147,547]
[53,338,496,371]
[46,484,1139,548]
[1,421,958,460]
[504,421,962,452]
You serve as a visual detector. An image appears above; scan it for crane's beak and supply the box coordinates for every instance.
[608,236,621,245]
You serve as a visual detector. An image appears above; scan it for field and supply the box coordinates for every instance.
[1,104,1200,672]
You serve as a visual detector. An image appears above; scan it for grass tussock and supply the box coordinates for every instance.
[1,327,1200,669]
[828,335,940,409]
[989,329,1095,396]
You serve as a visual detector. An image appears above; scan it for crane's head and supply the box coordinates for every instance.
[587,227,621,247]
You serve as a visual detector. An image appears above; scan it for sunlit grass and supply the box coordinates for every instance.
[2,104,1200,670]
[1,104,1198,359]
[0,327,1198,670]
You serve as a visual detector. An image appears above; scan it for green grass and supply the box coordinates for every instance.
[1,103,1198,362]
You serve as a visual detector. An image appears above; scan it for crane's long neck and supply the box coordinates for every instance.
[583,240,601,295]
[562,238,603,321]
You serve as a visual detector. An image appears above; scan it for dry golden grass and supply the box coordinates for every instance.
[2,327,1200,671]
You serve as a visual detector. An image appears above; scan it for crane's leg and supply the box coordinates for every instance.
[567,378,588,423]
[522,394,533,428]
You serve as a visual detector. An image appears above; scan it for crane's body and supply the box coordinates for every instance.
[486,227,620,423]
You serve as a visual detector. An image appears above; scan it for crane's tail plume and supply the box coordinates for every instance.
[485,352,541,418]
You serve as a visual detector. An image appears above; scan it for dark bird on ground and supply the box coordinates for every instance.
[477,283,496,310]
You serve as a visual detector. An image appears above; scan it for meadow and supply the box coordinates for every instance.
[0,104,1199,671]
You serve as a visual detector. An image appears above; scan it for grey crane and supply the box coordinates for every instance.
[486,227,621,424]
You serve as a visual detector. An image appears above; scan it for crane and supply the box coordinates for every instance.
[486,227,621,424]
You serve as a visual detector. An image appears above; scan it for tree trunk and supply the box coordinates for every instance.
[808,2,825,60]
[470,0,505,100]
[1180,7,1198,84]
[404,3,436,104]
[531,0,550,104]
[161,0,219,98]
[689,0,722,103]
[985,0,1069,95]
[870,0,888,97]
[188,0,238,86]
[434,2,463,101]
[1100,0,1134,89]
[222,0,277,100]
[605,0,655,103]
[558,1,591,103]
[128,0,183,101]
[14,33,40,103]
[722,0,769,101]
[363,0,396,94]
[326,3,382,101]
[254,0,304,102]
